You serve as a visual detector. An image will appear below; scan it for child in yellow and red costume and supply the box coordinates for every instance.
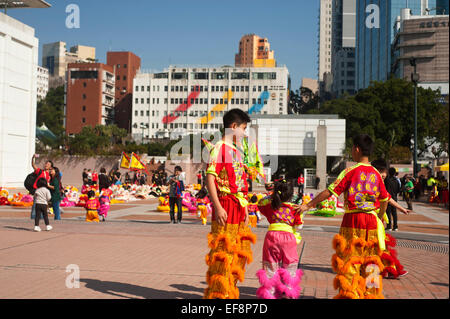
[84,190,100,223]
[256,180,304,299]
[203,109,257,299]
[297,134,391,299]
[196,187,209,225]
[247,195,262,228]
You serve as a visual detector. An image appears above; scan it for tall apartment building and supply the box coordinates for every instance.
[37,66,49,101]
[42,41,96,88]
[356,0,447,91]
[65,63,115,135]
[331,0,357,97]
[106,51,141,132]
[131,66,289,141]
[318,0,333,82]
[235,34,276,68]
[392,11,449,95]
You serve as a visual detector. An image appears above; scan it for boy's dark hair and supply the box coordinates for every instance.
[371,159,388,174]
[196,187,208,199]
[100,167,106,173]
[87,190,95,198]
[174,166,182,172]
[251,194,258,203]
[388,167,397,176]
[223,108,250,128]
[36,178,47,189]
[271,180,293,211]
[353,134,374,157]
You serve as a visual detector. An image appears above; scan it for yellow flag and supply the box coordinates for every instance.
[120,153,130,169]
[130,152,146,170]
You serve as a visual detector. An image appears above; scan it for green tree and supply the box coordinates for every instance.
[310,78,446,162]
[36,86,65,139]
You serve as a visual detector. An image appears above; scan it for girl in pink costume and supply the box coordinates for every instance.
[98,189,112,222]
[256,180,304,299]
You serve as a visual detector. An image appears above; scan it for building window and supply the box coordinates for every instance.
[123,76,127,80]
[135,98,139,104]
[135,86,139,91]
[117,75,120,80]
[83,82,87,88]
[117,64,120,68]
[82,106,86,111]
[82,94,86,99]
[135,111,138,116]
[82,118,86,123]
[124,64,127,68]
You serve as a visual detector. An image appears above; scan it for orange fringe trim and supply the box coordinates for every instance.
[238,231,257,245]
[208,233,236,252]
[341,256,364,274]
[231,265,245,283]
[331,254,344,273]
[332,234,347,253]
[334,291,358,299]
[208,274,230,294]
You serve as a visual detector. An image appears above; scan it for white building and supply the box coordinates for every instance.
[0,11,39,187]
[37,66,49,101]
[250,114,346,157]
[131,65,290,141]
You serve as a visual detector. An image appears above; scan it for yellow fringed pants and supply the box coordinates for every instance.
[331,219,385,299]
[204,221,256,299]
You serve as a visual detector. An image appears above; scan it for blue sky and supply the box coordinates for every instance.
[7,0,320,89]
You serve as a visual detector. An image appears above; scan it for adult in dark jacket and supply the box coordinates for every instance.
[98,167,111,192]
[167,166,185,224]
[385,167,401,231]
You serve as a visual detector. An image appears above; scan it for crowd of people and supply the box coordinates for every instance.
[24,107,448,300]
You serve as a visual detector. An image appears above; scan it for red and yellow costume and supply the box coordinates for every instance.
[204,140,256,299]
[329,163,391,299]
[85,197,100,222]
[247,203,260,228]
[197,197,208,225]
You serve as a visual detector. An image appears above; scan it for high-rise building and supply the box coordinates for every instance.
[42,41,96,89]
[106,51,141,132]
[36,66,49,101]
[0,0,51,188]
[235,34,276,68]
[355,0,446,91]
[131,65,289,141]
[65,63,115,135]
[331,0,357,97]
[392,11,448,95]
[318,0,333,82]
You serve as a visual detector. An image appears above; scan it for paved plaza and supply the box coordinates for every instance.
[0,189,448,299]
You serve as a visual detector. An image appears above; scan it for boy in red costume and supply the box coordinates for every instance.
[204,109,257,299]
[297,134,391,299]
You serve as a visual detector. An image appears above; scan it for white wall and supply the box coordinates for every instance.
[0,12,38,187]
[251,116,346,157]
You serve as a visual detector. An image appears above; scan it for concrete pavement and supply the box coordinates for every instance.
[0,191,448,299]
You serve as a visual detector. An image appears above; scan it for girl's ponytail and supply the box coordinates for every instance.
[271,179,294,210]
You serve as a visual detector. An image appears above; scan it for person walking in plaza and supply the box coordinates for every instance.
[404,176,414,210]
[47,167,62,220]
[297,134,390,299]
[197,171,202,185]
[204,109,256,299]
[84,190,100,222]
[82,168,88,186]
[33,178,52,232]
[297,173,305,197]
[30,154,52,219]
[167,166,185,224]
[256,180,304,299]
[384,167,400,231]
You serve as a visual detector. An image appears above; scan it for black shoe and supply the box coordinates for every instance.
[174,220,178,224]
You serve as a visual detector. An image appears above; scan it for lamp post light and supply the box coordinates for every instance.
[410,57,420,178]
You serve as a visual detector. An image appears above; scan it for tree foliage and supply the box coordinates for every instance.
[36,86,65,141]
[309,78,448,162]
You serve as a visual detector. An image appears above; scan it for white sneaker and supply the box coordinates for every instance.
[34,226,41,232]
[46,225,53,231]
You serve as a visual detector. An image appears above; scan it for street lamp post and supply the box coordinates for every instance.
[410,58,420,178]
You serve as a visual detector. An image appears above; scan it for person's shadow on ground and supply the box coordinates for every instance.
[80,278,203,299]
[170,282,257,299]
